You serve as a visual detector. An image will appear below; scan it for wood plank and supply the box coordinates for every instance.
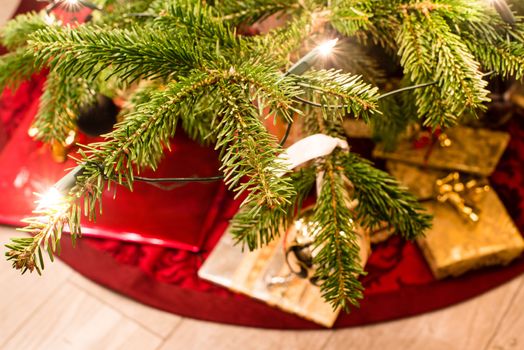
[70,273,182,338]
[160,318,332,350]
[0,227,73,342]
[322,276,523,350]
[1,282,162,350]
[484,277,524,350]
[0,0,19,26]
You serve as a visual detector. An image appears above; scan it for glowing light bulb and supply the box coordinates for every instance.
[317,39,338,57]
[36,187,65,210]
[28,127,39,138]
[34,165,84,211]
[284,38,339,77]
[64,130,76,146]
[60,0,82,12]
[43,13,56,25]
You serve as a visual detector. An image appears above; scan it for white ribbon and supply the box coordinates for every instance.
[275,134,349,178]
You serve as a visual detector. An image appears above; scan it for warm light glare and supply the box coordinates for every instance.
[317,39,338,56]
[64,130,76,146]
[36,187,65,210]
[61,0,82,12]
[43,13,55,25]
[27,127,39,138]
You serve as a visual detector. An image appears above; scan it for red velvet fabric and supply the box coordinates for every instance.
[1,2,523,329]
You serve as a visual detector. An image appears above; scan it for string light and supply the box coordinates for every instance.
[284,39,338,77]
[490,0,516,25]
[316,39,339,57]
[64,130,77,146]
[42,0,102,15]
[36,187,66,210]
[35,165,83,210]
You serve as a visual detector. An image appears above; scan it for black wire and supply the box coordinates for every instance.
[133,122,293,185]
[292,71,497,109]
[376,81,437,100]
[279,122,293,146]
[294,81,439,109]
[134,175,224,183]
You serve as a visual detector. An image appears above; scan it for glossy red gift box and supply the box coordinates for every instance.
[0,74,226,252]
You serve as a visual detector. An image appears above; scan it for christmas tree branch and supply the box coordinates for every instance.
[342,152,432,240]
[5,164,103,274]
[32,72,98,143]
[28,24,208,83]
[295,69,380,122]
[312,152,364,311]
[215,84,295,208]
[230,167,316,250]
[85,69,221,180]
[397,9,489,127]
[1,11,51,50]
[0,50,37,91]
[216,0,301,25]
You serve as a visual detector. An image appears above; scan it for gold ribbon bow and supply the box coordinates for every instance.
[435,172,490,223]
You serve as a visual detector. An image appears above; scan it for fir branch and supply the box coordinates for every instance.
[397,10,490,127]
[458,17,524,79]
[342,152,432,240]
[32,72,98,143]
[0,50,38,91]
[151,0,242,51]
[312,152,364,311]
[216,0,300,25]
[5,164,103,274]
[230,167,316,250]
[28,24,209,83]
[215,84,295,208]
[295,69,380,122]
[1,11,51,50]
[85,69,221,181]
[329,0,375,36]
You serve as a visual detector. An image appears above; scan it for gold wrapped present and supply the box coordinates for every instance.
[387,162,524,279]
[374,127,510,176]
[198,213,370,328]
[343,119,373,138]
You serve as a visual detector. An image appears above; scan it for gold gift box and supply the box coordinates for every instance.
[387,162,524,279]
[374,127,510,177]
[199,221,370,328]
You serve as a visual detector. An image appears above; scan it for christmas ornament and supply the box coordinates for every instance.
[283,206,370,285]
[76,94,119,137]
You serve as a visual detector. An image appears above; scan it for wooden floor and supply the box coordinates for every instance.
[0,225,523,350]
[1,3,524,349]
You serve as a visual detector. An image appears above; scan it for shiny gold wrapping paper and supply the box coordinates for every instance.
[374,127,510,177]
[387,162,524,279]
